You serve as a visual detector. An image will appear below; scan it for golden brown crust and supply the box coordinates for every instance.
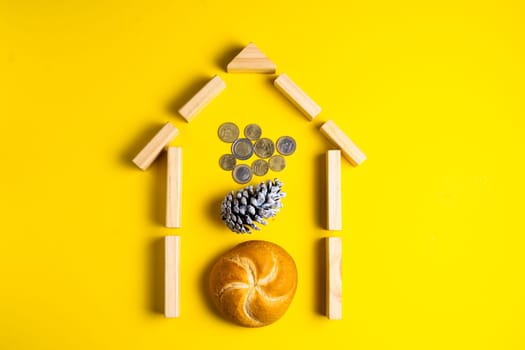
[209,240,297,327]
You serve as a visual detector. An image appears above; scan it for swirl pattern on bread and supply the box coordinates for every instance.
[209,240,297,327]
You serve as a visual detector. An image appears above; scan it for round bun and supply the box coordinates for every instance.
[209,240,297,327]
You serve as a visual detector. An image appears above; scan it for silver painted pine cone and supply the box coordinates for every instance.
[221,179,286,233]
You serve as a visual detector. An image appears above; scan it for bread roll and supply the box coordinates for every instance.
[209,240,297,327]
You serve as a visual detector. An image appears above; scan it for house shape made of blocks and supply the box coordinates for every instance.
[131,43,367,321]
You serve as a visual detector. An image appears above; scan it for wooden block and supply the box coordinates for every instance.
[320,120,367,166]
[132,122,179,170]
[227,43,277,73]
[274,73,321,120]
[166,147,182,228]
[327,150,342,231]
[326,237,342,320]
[178,75,226,122]
[165,235,180,318]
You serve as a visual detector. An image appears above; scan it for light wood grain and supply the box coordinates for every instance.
[165,235,180,318]
[326,237,342,320]
[227,43,276,73]
[132,122,179,170]
[327,150,342,231]
[274,73,321,120]
[166,147,182,228]
[178,75,226,122]
[320,120,366,166]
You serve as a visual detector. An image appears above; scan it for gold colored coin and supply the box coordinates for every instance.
[254,138,275,158]
[231,138,254,160]
[268,155,286,172]
[232,164,253,184]
[219,154,236,171]
[218,122,240,143]
[244,124,262,140]
[251,159,269,176]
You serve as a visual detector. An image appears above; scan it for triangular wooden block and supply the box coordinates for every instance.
[227,43,277,73]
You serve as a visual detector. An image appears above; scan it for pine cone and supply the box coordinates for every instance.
[221,179,286,233]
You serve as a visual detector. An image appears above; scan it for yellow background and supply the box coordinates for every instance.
[1,0,524,349]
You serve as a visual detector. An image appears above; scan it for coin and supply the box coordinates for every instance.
[244,124,262,140]
[232,164,253,184]
[251,159,269,176]
[219,154,236,171]
[268,155,286,172]
[231,138,254,160]
[276,136,296,156]
[254,138,275,158]
[218,122,240,143]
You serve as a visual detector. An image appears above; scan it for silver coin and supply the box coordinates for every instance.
[231,138,254,160]
[218,122,240,143]
[244,124,262,140]
[276,136,296,156]
[219,154,236,171]
[232,164,253,184]
[268,155,286,172]
[251,159,269,176]
[254,138,275,158]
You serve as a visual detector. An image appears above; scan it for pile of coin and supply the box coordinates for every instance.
[218,122,297,184]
